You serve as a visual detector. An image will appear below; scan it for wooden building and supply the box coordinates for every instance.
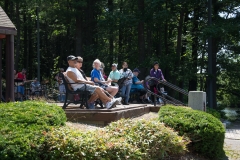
[0,6,17,101]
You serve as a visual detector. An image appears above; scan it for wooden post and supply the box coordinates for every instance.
[0,39,2,101]
[5,35,14,101]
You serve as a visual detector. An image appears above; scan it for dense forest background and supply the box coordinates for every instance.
[1,0,240,108]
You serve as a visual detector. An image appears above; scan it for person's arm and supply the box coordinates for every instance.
[127,70,133,79]
[67,71,94,85]
[15,73,18,79]
[150,69,154,77]
[159,69,166,81]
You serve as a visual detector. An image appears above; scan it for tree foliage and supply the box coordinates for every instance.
[1,0,240,107]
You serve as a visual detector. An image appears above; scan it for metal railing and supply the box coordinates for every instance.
[144,77,188,106]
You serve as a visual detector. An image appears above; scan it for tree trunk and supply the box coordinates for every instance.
[138,0,145,64]
[15,1,20,71]
[75,5,83,56]
[23,7,28,71]
[176,8,184,101]
[108,0,114,66]
[189,7,199,91]
[118,0,123,65]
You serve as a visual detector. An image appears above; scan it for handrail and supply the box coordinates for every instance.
[144,77,188,106]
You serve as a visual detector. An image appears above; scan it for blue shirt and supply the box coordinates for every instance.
[91,68,104,82]
[131,76,144,89]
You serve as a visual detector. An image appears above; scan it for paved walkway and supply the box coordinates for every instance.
[224,121,240,160]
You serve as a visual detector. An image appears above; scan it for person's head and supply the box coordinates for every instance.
[67,55,78,67]
[153,61,159,70]
[76,56,83,70]
[93,59,101,70]
[22,68,26,74]
[34,78,38,82]
[111,63,117,71]
[59,68,64,72]
[122,61,128,69]
[133,68,140,77]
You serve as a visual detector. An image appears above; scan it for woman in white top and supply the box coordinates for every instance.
[119,62,133,105]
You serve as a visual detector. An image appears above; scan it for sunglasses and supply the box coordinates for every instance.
[77,61,83,63]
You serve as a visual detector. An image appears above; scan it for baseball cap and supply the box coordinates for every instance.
[133,68,140,73]
[67,55,78,61]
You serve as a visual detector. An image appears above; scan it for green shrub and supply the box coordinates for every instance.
[159,105,225,159]
[207,107,221,119]
[0,101,66,160]
[42,119,189,160]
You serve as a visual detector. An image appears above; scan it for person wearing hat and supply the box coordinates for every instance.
[132,68,147,103]
[149,61,166,103]
[108,63,121,86]
[65,55,118,109]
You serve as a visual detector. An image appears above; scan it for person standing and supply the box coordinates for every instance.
[15,69,27,100]
[55,68,66,102]
[108,63,121,86]
[119,62,133,105]
[149,61,166,103]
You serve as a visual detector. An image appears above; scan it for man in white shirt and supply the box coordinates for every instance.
[65,55,118,109]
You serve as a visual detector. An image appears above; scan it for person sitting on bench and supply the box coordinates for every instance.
[91,59,118,97]
[131,68,148,103]
[65,55,118,109]
[108,63,121,87]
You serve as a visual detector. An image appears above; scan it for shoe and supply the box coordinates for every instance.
[105,99,118,109]
[87,102,95,109]
[123,102,129,105]
[115,97,122,105]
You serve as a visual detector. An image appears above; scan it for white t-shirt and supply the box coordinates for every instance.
[66,67,85,91]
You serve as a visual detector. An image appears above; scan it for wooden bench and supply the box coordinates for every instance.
[60,73,91,109]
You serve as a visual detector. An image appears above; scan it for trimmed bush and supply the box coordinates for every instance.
[207,107,221,119]
[42,119,189,160]
[0,101,66,160]
[159,105,225,159]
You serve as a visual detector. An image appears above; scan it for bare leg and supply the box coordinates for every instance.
[94,87,111,104]
[106,86,118,96]
[88,93,99,103]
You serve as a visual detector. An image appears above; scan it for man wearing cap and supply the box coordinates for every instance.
[65,55,118,109]
[108,63,120,86]
[132,68,147,103]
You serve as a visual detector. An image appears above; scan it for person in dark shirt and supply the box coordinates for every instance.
[149,62,166,103]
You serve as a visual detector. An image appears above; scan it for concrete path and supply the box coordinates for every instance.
[224,121,240,160]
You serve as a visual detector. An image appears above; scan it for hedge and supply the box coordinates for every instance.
[0,101,66,159]
[42,119,189,160]
[159,105,225,159]
[1,101,189,159]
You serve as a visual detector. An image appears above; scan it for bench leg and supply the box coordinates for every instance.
[62,93,68,109]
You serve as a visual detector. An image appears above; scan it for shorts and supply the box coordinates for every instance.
[77,84,96,94]
[95,83,108,90]
[17,86,25,95]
